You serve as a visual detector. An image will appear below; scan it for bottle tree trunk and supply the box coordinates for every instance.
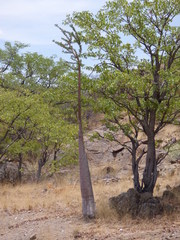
[77,61,95,219]
[54,24,95,218]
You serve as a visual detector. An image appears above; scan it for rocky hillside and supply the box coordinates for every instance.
[84,123,180,189]
[0,118,180,189]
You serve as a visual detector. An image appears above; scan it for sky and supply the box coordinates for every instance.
[0,0,179,60]
[0,0,108,58]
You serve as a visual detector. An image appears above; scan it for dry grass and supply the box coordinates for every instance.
[0,159,179,222]
[0,181,80,214]
[0,176,130,222]
[0,165,180,240]
[155,169,180,196]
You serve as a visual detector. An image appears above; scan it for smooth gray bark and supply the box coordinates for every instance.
[78,62,95,219]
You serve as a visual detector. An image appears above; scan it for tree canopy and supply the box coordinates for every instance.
[0,42,78,182]
[68,0,180,193]
[0,0,179,195]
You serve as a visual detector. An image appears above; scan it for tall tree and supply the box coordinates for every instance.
[71,0,180,193]
[54,23,95,218]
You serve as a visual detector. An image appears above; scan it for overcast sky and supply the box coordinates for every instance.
[0,0,179,59]
[0,0,107,57]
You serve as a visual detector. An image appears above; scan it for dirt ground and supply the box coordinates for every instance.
[0,171,180,240]
[1,206,180,240]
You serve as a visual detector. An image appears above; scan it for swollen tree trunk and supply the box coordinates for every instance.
[54,24,95,218]
[78,61,95,219]
[79,127,96,218]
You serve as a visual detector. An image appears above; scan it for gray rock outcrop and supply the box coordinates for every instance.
[109,188,163,219]
[0,161,19,183]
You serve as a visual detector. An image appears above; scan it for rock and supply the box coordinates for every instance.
[138,196,163,219]
[85,126,131,164]
[109,188,140,218]
[73,231,82,239]
[166,185,172,190]
[101,166,115,177]
[163,204,174,215]
[165,185,180,204]
[109,188,163,219]
[29,234,37,240]
[103,176,119,184]
[172,185,180,195]
[42,188,48,193]
[162,190,176,202]
[170,160,178,164]
[0,162,19,184]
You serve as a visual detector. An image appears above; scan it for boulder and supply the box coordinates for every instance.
[29,234,37,240]
[172,184,180,195]
[109,188,163,219]
[109,188,140,218]
[162,185,180,205]
[0,161,19,183]
[138,195,163,219]
[162,190,176,202]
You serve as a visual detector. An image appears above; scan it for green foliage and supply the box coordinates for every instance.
[0,42,78,177]
[0,0,179,188]
[66,0,180,192]
[70,0,180,136]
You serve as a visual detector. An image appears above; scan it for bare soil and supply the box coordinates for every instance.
[1,206,180,240]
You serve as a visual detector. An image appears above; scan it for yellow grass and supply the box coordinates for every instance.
[0,160,179,222]
[0,181,80,213]
[0,175,132,222]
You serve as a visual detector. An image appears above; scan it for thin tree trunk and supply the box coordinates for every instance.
[142,135,157,193]
[37,156,46,182]
[18,153,22,183]
[37,159,43,183]
[131,146,141,192]
[37,148,48,182]
[131,140,142,193]
[77,61,95,219]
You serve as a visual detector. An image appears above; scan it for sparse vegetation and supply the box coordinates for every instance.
[0,159,180,238]
[0,0,180,239]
